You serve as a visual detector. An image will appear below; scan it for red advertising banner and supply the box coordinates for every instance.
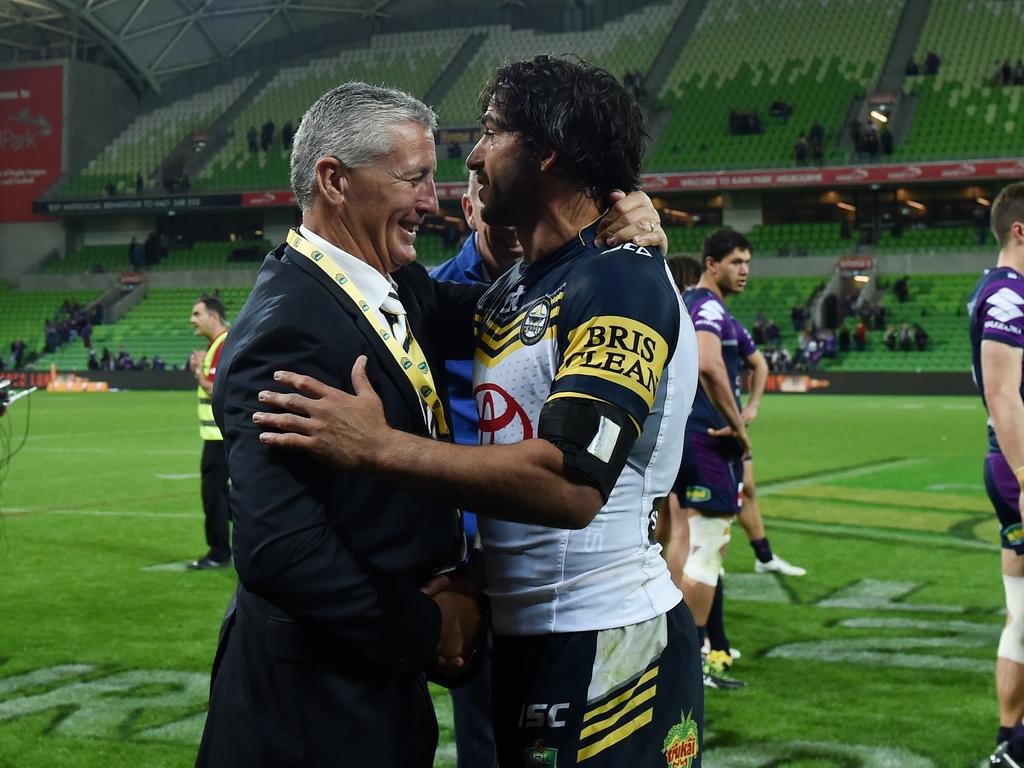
[0,65,63,222]
[240,159,1024,207]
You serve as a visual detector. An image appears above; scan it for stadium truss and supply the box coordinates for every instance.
[0,0,542,94]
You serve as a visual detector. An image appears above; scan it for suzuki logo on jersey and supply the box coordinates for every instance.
[476,382,534,443]
[987,288,1024,323]
[519,703,570,728]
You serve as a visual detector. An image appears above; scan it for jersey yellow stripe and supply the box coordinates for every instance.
[474,326,557,368]
[579,682,656,740]
[576,707,654,763]
[583,666,658,722]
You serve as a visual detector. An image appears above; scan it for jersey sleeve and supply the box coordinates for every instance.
[549,248,679,430]
[735,319,757,357]
[980,283,1024,348]
[688,293,727,338]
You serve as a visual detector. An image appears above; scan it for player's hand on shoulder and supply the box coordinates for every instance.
[252,357,390,469]
[595,189,666,252]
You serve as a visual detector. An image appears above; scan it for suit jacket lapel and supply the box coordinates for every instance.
[283,245,427,432]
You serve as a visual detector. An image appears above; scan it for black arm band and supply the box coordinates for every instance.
[537,397,639,502]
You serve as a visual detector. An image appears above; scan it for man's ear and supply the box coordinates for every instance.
[315,156,347,206]
[538,147,558,173]
[461,192,476,230]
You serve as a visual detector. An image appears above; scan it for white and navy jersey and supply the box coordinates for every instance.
[472,221,697,636]
[683,288,741,432]
[968,266,1024,452]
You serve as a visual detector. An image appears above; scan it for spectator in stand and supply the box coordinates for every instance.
[884,324,897,350]
[752,318,766,346]
[1015,59,1024,85]
[44,322,58,353]
[854,318,868,351]
[1002,60,1013,86]
[794,133,808,165]
[282,121,294,150]
[838,321,851,352]
[898,322,913,352]
[153,355,166,371]
[880,125,893,155]
[87,348,99,370]
[810,133,824,164]
[105,181,116,197]
[863,122,880,157]
[822,329,837,358]
[100,347,112,370]
[913,323,929,351]
[894,275,910,303]
[260,119,275,152]
[976,204,990,245]
[136,172,144,194]
[925,51,941,75]
[117,347,133,370]
[10,338,25,368]
[247,126,259,153]
[906,58,920,76]
[790,304,807,331]
[850,118,862,152]
[765,318,781,345]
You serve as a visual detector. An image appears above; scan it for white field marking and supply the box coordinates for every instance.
[723,573,792,604]
[925,483,985,491]
[0,665,98,697]
[0,668,209,743]
[26,425,195,441]
[705,740,936,767]
[758,458,927,496]
[140,561,192,572]
[156,473,200,480]
[940,403,978,410]
[899,402,926,409]
[765,517,997,552]
[3,507,196,519]
[817,578,966,614]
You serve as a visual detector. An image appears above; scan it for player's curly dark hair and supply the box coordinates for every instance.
[478,55,647,202]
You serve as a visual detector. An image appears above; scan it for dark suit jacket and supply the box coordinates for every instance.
[196,243,483,767]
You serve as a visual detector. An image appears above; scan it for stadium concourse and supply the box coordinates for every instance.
[0,0,1022,766]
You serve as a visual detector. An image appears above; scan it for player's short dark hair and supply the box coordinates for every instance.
[478,55,647,201]
[992,182,1024,249]
[199,295,227,322]
[702,228,752,270]
[667,254,702,292]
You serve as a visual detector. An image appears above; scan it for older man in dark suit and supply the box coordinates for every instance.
[196,82,483,768]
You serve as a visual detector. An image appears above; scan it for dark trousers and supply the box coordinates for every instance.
[451,632,496,768]
[201,440,231,561]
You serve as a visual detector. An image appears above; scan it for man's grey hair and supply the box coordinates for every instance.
[289,81,438,212]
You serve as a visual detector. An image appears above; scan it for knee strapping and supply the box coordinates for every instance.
[683,514,732,587]
[999,574,1024,665]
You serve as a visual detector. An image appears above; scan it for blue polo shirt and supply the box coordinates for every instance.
[431,233,490,537]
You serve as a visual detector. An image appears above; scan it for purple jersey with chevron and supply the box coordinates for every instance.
[968,266,1024,452]
[735,317,757,358]
[683,287,741,431]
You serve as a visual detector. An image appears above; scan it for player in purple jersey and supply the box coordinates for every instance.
[675,231,752,688]
[968,183,1024,768]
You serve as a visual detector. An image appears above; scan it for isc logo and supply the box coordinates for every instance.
[519,702,570,728]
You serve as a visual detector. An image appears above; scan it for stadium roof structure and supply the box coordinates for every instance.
[0,0,555,93]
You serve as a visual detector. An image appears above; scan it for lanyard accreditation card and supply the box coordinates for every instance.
[287,229,450,438]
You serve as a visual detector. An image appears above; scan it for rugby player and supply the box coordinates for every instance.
[967,182,1024,768]
[255,56,705,767]
[676,230,752,688]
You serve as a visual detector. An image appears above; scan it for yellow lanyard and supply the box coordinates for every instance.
[287,229,450,438]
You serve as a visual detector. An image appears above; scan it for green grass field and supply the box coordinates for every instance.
[0,391,1003,767]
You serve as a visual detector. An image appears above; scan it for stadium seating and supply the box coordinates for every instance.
[820,272,976,372]
[0,283,99,360]
[875,226,992,254]
[197,29,471,192]
[62,76,255,198]
[665,222,850,257]
[42,240,271,274]
[34,287,254,371]
[729,275,825,349]
[649,0,903,171]
[895,0,1024,161]
[434,1,685,180]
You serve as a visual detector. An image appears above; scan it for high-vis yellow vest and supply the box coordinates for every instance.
[198,331,227,441]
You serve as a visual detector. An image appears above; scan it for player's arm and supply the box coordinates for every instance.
[255,364,607,529]
[741,348,769,424]
[697,330,752,455]
[983,339,1024,472]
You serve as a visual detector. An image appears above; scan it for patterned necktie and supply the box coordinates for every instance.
[380,289,410,352]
